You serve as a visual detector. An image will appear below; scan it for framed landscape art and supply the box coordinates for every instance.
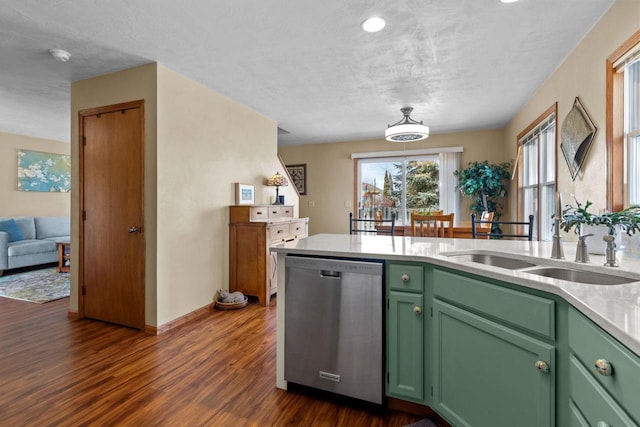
[235,183,255,205]
[18,149,71,192]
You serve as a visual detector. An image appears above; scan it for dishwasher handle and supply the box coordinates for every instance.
[320,270,341,279]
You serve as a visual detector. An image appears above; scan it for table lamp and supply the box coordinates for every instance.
[266,172,288,205]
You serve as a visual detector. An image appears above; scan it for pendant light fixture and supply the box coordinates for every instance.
[385,107,429,142]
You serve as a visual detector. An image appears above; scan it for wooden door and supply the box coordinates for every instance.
[80,101,145,329]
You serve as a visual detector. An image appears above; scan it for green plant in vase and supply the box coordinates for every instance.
[560,199,640,236]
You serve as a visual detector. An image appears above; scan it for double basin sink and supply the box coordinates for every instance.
[445,253,637,285]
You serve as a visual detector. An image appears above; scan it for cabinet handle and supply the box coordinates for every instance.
[401,274,410,282]
[596,422,611,427]
[277,229,283,234]
[595,359,613,376]
[535,360,550,374]
[413,306,422,315]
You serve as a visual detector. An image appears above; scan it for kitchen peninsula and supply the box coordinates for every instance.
[272,234,640,427]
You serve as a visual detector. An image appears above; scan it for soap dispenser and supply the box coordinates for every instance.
[575,234,593,263]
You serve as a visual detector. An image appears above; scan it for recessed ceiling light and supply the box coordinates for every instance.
[500,0,520,3]
[49,49,72,62]
[361,17,386,33]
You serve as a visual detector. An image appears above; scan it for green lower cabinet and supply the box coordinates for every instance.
[387,290,424,402]
[433,299,555,427]
[568,355,637,426]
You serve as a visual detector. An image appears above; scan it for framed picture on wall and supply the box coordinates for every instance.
[285,164,307,195]
[234,183,255,205]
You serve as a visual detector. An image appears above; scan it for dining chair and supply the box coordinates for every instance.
[472,211,495,239]
[471,213,535,241]
[349,212,396,236]
[411,212,455,237]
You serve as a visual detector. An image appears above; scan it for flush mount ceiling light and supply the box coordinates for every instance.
[49,48,72,62]
[500,0,520,3]
[361,16,385,33]
[385,107,429,142]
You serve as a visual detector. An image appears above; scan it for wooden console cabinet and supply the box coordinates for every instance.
[229,205,308,306]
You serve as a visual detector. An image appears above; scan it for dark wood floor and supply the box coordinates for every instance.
[0,295,425,426]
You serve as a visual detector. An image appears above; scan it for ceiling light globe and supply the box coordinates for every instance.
[361,17,386,33]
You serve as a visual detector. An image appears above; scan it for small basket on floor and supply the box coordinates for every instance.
[214,296,248,310]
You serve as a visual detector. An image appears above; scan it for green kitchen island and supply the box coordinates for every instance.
[272,234,640,427]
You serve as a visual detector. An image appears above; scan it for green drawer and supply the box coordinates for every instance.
[569,355,637,426]
[433,268,555,339]
[387,262,424,293]
[569,307,640,423]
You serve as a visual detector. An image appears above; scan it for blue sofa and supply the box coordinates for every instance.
[0,216,70,276]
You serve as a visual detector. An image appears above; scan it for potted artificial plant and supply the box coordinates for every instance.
[454,160,512,235]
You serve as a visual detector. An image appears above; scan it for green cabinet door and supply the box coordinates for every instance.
[387,290,424,402]
[433,300,555,427]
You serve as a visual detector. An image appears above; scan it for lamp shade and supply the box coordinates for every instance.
[266,172,288,187]
[386,107,429,142]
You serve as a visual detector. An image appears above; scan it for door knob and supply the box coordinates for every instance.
[128,226,141,234]
[535,360,550,374]
[413,306,422,315]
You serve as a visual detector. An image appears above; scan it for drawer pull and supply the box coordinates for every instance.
[401,274,410,282]
[413,306,422,315]
[535,360,550,374]
[277,229,284,234]
[594,359,613,376]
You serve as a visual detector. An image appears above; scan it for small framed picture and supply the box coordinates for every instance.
[235,183,255,205]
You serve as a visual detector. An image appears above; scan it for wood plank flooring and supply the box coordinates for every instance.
[0,296,424,426]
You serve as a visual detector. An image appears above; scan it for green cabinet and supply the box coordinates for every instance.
[386,262,427,403]
[383,262,640,426]
[432,267,556,427]
[568,307,640,426]
[433,299,555,427]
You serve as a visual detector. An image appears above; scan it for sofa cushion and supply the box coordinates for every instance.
[0,219,25,242]
[14,217,36,240]
[8,240,56,256]
[35,217,70,240]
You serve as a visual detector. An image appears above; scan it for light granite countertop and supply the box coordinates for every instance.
[272,233,640,356]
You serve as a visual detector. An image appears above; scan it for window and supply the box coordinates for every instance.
[352,148,461,225]
[607,30,640,210]
[517,105,557,241]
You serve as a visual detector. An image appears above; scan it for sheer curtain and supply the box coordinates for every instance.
[439,151,461,224]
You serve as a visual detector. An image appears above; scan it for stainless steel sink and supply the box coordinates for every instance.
[525,267,636,285]
[447,253,537,270]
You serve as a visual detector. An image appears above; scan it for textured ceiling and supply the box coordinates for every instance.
[0,0,615,146]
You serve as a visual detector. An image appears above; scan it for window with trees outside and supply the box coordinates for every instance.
[353,148,461,226]
[607,31,640,210]
[517,105,557,241]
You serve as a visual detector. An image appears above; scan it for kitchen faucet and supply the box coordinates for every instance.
[551,193,565,259]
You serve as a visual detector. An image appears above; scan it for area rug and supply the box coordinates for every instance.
[0,268,69,303]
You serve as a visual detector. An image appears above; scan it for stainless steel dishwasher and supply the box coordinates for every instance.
[284,255,383,404]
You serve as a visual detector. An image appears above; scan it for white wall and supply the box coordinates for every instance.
[279,128,507,235]
[0,131,70,217]
[155,65,296,325]
[505,0,640,217]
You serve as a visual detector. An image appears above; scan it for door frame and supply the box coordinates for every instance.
[78,100,146,324]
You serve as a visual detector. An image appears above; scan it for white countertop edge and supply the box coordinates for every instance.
[272,234,640,355]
